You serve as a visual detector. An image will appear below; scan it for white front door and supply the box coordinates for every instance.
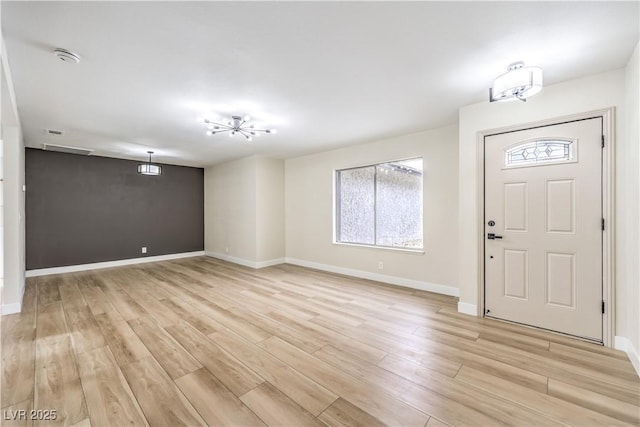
[484,117,603,342]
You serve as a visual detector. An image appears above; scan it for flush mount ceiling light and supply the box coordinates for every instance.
[53,48,81,64]
[489,61,543,102]
[137,151,161,176]
[202,115,276,141]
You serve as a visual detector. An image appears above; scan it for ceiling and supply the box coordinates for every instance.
[2,1,638,167]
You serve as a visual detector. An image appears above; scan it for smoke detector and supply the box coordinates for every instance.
[53,48,80,64]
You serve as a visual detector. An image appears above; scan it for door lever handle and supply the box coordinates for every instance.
[487,233,503,240]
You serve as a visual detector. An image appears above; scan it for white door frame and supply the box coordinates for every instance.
[475,108,615,347]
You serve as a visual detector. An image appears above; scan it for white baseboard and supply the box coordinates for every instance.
[1,302,22,315]
[25,251,206,277]
[205,252,256,268]
[256,258,287,269]
[284,257,459,297]
[614,336,627,351]
[457,302,478,316]
[206,252,285,270]
[615,336,640,378]
[1,276,25,316]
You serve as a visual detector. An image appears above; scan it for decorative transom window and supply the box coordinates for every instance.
[505,139,575,167]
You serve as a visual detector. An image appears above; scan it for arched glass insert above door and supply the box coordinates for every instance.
[504,139,575,167]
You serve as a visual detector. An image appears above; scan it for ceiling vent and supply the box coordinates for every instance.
[44,128,64,136]
[42,143,94,156]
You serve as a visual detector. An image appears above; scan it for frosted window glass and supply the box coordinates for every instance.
[376,161,423,248]
[337,167,375,245]
[336,158,423,249]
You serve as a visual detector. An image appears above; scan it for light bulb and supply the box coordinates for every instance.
[269,129,277,134]
[247,136,252,141]
[206,130,213,136]
[243,115,251,121]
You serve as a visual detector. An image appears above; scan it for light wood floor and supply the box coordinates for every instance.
[1,257,639,427]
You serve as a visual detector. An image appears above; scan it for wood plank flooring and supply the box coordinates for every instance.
[1,257,638,426]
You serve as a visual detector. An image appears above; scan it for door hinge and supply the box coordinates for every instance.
[602,301,605,314]
[602,135,605,148]
[602,218,605,231]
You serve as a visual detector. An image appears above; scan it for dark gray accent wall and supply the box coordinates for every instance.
[26,148,204,269]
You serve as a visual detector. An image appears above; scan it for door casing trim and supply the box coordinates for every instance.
[475,108,615,347]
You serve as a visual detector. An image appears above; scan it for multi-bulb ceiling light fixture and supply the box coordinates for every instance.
[489,61,543,102]
[202,115,277,141]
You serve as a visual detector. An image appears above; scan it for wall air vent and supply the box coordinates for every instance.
[44,129,64,136]
[42,143,94,156]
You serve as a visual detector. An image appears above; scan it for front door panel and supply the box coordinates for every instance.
[484,118,603,342]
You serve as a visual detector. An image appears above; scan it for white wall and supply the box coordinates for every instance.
[458,68,638,353]
[0,136,3,309]
[204,155,285,267]
[205,156,258,262]
[623,41,639,369]
[256,157,285,262]
[1,39,26,314]
[285,125,459,295]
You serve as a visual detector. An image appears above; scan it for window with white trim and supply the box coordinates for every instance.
[335,158,423,249]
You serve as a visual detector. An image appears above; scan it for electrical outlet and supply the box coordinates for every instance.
[378,261,383,270]
[225,247,229,253]
[141,247,147,254]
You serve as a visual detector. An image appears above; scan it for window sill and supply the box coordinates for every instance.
[332,242,425,254]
